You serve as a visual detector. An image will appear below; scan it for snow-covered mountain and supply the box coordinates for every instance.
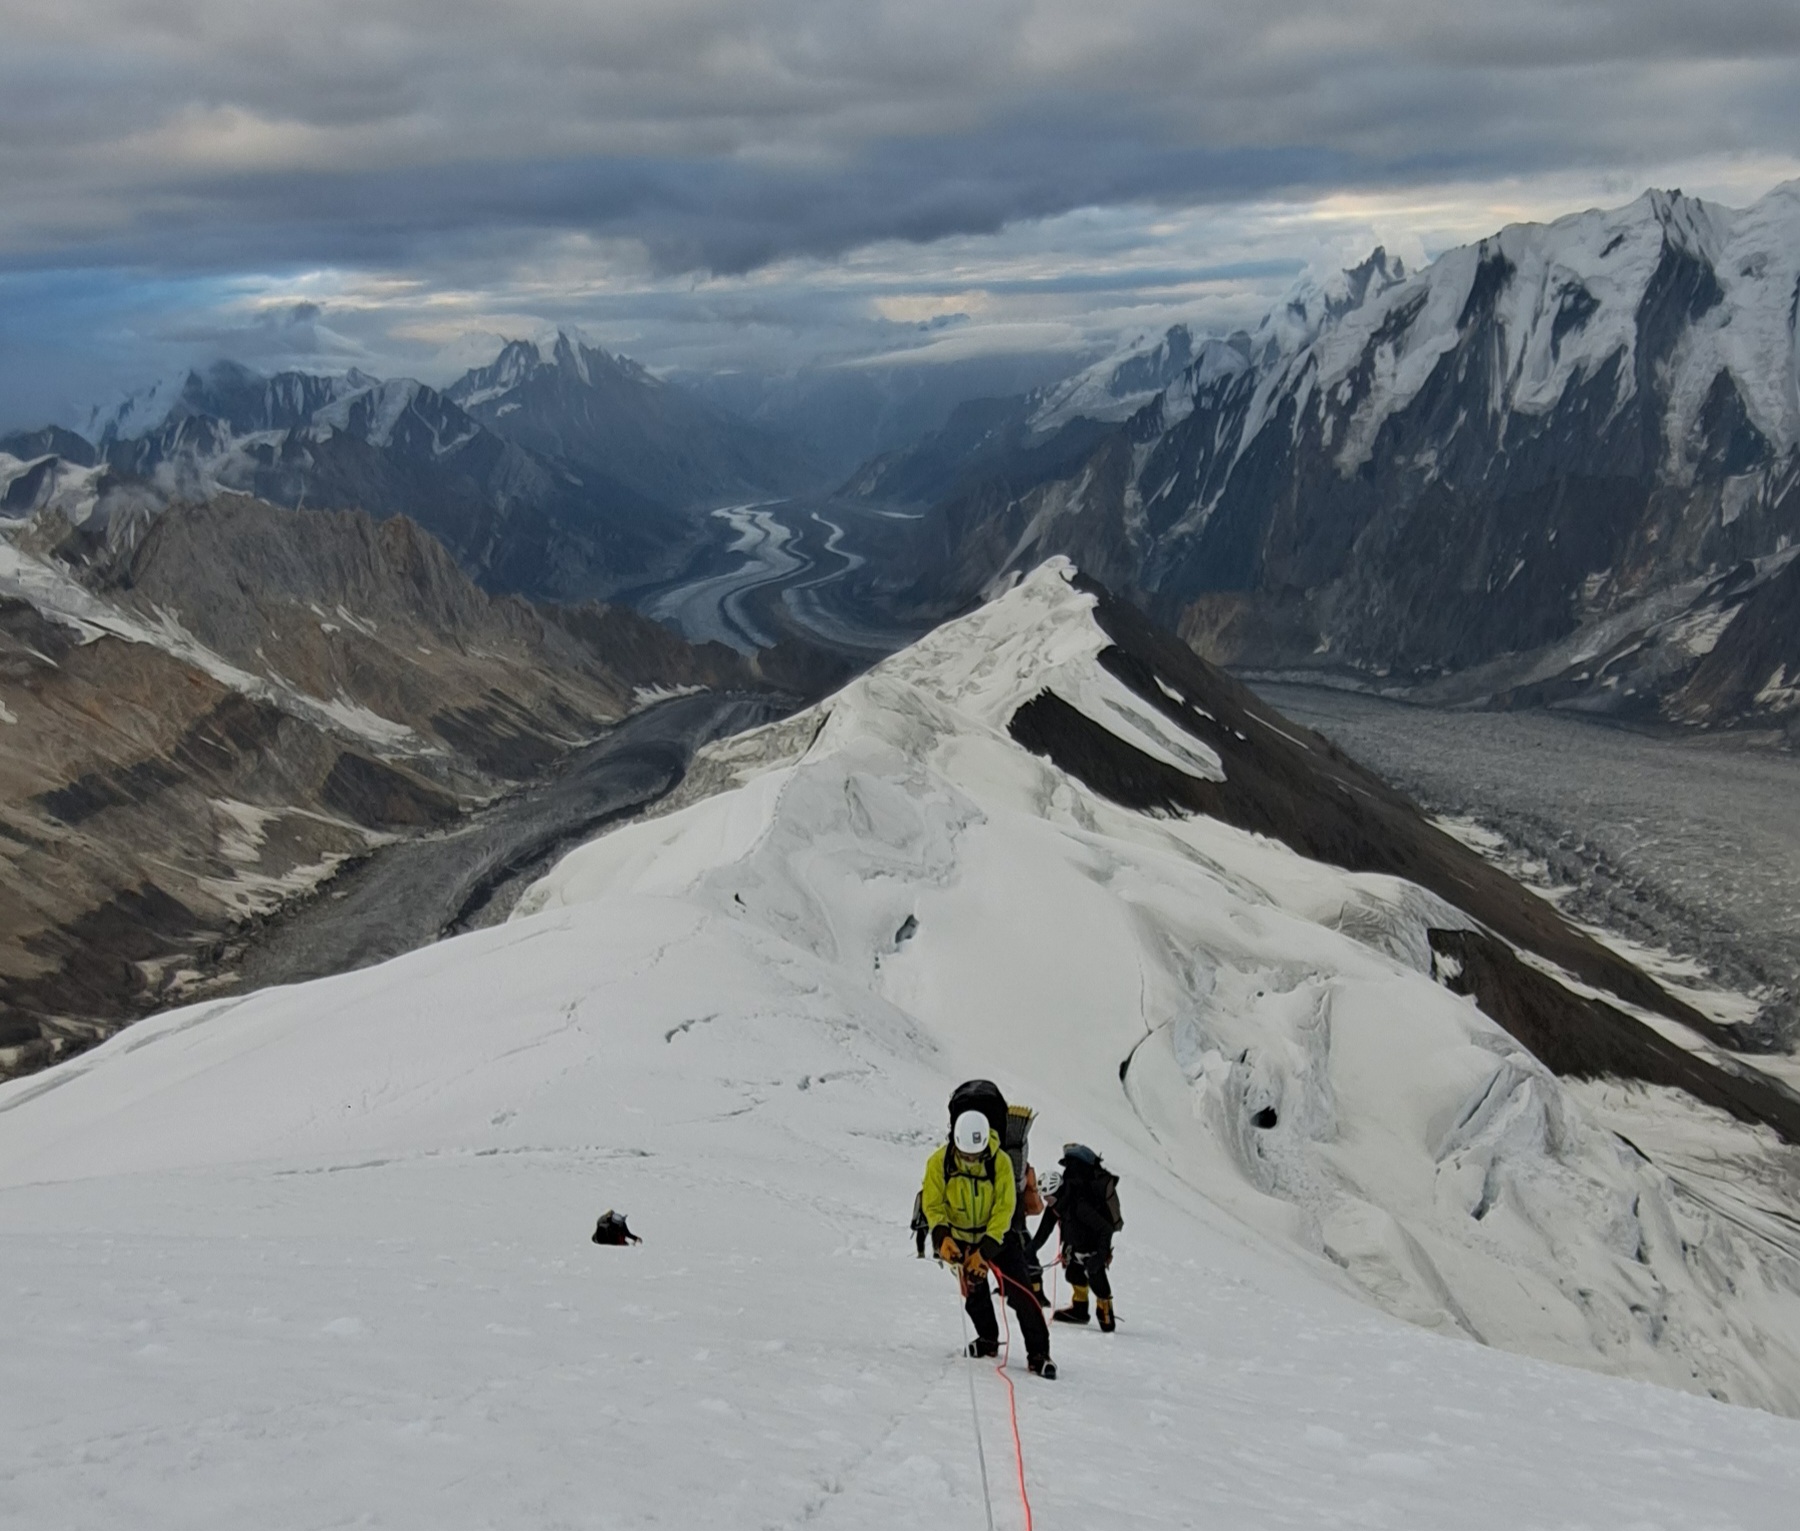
[879,185,1800,730]
[1,338,823,609]
[1030,320,1211,432]
[5,559,1799,1527]
[87,360,689,602]
[447,333,818,509]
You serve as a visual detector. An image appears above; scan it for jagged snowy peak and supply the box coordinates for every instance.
[516,560,1800,1412]
[86,374,179,449]
[446,332,664,415]
[905,182,1800,723]
[446,331,816,508]
[5,560,1800,1525]
[1223,186,1800,480]
[1031,323,1211,431]
[160,360,380,439]
[5,358,691,603]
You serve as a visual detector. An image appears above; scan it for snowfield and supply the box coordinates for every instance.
[5,561,1800,1526]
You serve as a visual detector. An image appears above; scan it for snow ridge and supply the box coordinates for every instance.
[523,559,1800,1414]
[5,559,1800,1524]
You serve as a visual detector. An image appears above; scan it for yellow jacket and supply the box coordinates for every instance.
[920,1130,1016,1252]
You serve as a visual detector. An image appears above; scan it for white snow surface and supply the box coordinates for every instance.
[5,560,1800,1526]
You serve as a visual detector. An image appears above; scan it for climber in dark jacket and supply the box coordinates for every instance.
[1031,1143,1121,1332]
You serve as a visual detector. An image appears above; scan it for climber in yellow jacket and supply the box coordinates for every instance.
[922,1109,1055,1379]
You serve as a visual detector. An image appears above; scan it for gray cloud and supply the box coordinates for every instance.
[3,2,1800,428]
[4,2,1799,274]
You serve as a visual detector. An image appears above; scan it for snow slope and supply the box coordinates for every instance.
[5,561,1800,1526]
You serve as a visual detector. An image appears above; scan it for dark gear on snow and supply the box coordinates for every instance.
[910,1190,929,1257]
[591,1210,641,1246]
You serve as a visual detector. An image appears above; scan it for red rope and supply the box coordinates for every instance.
[986,1265,1036,1531]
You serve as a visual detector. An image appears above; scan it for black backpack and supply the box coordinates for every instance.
[591,1210,641,1246]
[948,1079,1008,1141]
[1058,1147,1124,1242]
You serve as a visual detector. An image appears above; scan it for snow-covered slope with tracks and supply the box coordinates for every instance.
[4,560,1799,1527]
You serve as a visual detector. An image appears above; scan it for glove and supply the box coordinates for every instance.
[962,1249,987,1279]
[938,1235,962,1265]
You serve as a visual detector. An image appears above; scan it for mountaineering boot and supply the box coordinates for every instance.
[1096,1297,1115,1333]
[1052,1300,1089,1325]
[1028,1353,1057,1380]
[967,1335,999,1358]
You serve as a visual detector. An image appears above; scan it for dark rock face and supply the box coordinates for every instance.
[448,334,817,510]
[1007,573,1800,1137]
[102,373,685,603]
[869,187,1800,731]
[1428,928,1800,1145]
[1672,553,1800,734]
[1,426,100,469]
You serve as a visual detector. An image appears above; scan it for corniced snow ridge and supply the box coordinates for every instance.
[5,560,1800,1529]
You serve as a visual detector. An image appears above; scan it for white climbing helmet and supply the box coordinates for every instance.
[953,1109,990,1155]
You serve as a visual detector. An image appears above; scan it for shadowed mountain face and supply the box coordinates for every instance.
[1671,551,1800,741]
[98,363,691,602]
[854,186,1800,733]
[447,335,819,509]
[2,338,824,609]
[0,497,760,1078]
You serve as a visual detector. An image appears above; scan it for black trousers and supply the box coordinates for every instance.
[1064,1248,1112,1301]
[965,1236,1052,1358]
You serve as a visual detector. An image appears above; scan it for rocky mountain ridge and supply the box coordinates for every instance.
[0,495,768,1079]
[447,333,818,509]
[1,335,821,608]
[858,183,1800,736]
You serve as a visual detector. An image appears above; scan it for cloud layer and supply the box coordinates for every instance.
[4,1,1800,426]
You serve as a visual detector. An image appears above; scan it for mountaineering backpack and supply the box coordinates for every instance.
[948,1081,1038,1232]
[1101,1169,1124,1234]
[1021,1163,1044,1217]
[1001,1103,1036,1229]
[1057,1144,1124,1244]
[591,1210,641,1246]
[948,1079,1008,1142]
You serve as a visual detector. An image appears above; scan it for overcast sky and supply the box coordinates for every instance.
[4,0,1800,430]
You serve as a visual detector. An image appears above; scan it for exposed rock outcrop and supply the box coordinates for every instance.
[0,497,760,1077]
